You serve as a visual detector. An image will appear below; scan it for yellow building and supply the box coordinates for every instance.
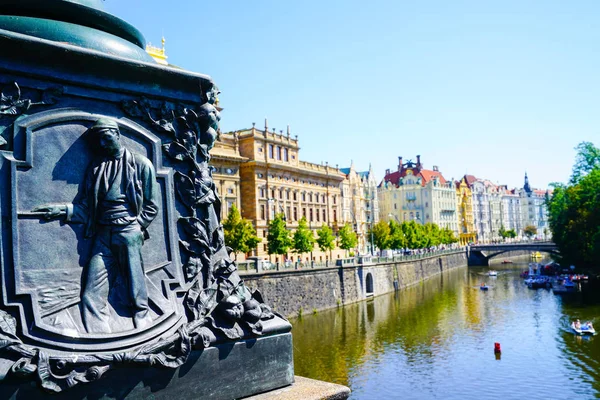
[223,121,346,262]
[456,175,477,245]
[210,132,248,222]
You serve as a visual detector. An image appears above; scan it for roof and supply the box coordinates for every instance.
[339,167,351,175]
[465,175,477,185]
[383,168,447,187]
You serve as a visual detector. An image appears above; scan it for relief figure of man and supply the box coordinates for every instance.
[33,118,159,333]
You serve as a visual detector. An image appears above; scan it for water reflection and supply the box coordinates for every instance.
[292,261,600,399]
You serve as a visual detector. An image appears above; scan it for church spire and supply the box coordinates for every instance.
[524,172,532,193]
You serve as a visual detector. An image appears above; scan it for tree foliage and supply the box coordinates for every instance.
[338,223,358,251]
[548,142,600,268]
[223,205,261,259]
[316,224,336,253]
[369,220,391,250]
[293,217,315,255]
[524,225,537,239]
[570,141,600,184]
[267,213,292,255]
[388,220,406,250]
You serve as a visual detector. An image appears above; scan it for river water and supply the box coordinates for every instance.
[291,260,600,399]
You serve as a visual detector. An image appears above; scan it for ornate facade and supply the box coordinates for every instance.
[223,121,346,261]
[339,162,380,254]
[518,173,550,239]
[378,156,458,235]
[210,132,248,222]
[455,175,476,244]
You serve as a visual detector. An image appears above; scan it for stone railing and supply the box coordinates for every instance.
[237,247,466,275]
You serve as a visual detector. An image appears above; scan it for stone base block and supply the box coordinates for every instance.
[1,333,294,400]
[245,376,351,400]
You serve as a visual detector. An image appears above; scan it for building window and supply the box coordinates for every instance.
[316,210,320,222]
[262,230,266,238]
[271,189,276,199]
[294,207,298,221]
[333,209,337,222]
[227,188,234,194]
[286,191,290,200]
[286,206,291,221]
[309,209,313,222]
[263,244,267,252]
[260,205,266,220]
[322,209,326,221]
[322,195,326,203]
[279,190,283,199]
[284,148,289,161]
[302,193,306,201]
[293,192,297,201]
[309,193,313,202]
[259,188,265,198]
[277,146,282,160]
[268,144,274,158]
[258,147,263,153]
[333,196,337,205]
[302,208,306,218]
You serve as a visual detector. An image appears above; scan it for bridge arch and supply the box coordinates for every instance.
[468,243,559,266]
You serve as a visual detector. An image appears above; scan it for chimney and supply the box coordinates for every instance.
[416,155,421,167]
[398,156,403,171]
[386,168,390,176]
[433,165,438,172]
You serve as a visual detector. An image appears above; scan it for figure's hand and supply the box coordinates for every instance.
[31,204,67,220]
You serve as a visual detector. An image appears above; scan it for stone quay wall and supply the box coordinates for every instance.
[243,251,467,318]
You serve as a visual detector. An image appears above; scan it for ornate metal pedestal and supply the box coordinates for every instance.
[0,1,293,397]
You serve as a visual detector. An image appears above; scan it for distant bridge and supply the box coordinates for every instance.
[467,242,559,266]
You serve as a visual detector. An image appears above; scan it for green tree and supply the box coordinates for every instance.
[293,217,315,258]
[338,223,358,255]
[524,225,537,239]
[316,224,336,258]
[222,205,261,260]
[570,141,600,184]
[370,220,391,250]
[498,225,508,240]
[267,213,292,257]
[506,229,517,239]
[388,220,406,250]
[423,223,442,247]
[402,221,425,249]
[440,227,458,245]
[547,146,600,268]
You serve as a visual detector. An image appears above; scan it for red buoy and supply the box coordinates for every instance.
[494,342,501,353]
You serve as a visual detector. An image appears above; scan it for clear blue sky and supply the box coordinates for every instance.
[106,0,600,190]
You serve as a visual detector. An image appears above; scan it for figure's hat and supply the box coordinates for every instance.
[89,118,119,132]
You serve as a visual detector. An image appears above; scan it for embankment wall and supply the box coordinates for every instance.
[243,251,467,318]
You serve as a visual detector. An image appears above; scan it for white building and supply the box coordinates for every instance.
[340,162,379,254]
[518,173,550,239]
[378,156,458,235]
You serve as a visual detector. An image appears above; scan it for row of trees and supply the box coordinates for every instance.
[223,205,361,260]
[547,141,600,268]
[224,206,461,260]
[368,220,457,251]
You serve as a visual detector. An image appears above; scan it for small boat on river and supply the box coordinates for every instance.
[480,284,489,291]
[488,270,498,276]
[571,321,596,335]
